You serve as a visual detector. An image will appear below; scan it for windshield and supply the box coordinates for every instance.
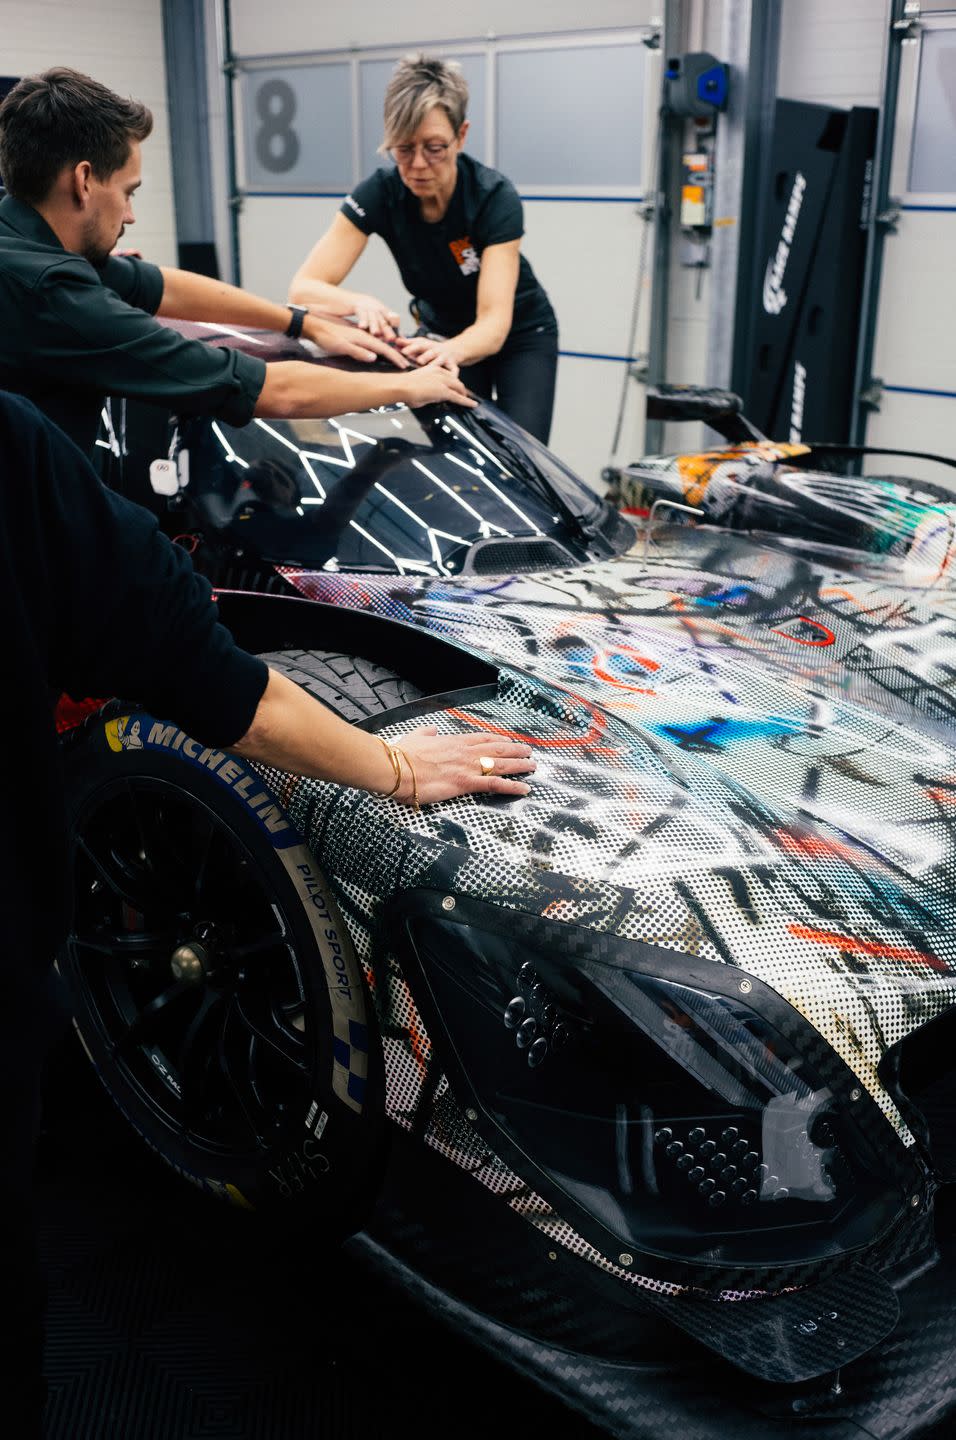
[184,400,604,577]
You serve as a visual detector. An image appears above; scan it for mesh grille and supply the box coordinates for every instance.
[465,538,576,574]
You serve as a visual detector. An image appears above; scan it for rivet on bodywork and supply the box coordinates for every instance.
[441,896,456,911]
[738,979,752,994]
[619,1252,634,1267]
[850,1088,862,1102]
[465,1107,478,1122]
[911,1194,921,1208]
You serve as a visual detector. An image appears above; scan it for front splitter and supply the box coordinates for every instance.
[344,1134,956,1439]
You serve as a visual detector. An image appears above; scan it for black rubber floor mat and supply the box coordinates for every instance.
[35,1033,605,1440]
[33,1033,956,1440]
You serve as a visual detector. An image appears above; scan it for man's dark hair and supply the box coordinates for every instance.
[0,67,153,204]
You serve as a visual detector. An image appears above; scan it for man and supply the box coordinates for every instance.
[0,67,472,458]
[1,390,533,1433]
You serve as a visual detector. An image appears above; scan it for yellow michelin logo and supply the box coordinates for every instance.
[105,715,145,753]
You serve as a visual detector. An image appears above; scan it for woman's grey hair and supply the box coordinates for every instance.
[380,54,469,150]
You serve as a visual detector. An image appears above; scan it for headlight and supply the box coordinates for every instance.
[394,892,917,1283]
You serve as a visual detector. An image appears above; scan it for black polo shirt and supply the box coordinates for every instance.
[0,196,267,455]
[341,153,556,340]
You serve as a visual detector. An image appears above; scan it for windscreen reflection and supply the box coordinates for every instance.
[186,403,599,576]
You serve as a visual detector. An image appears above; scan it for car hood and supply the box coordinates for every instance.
[272,523,956,1141]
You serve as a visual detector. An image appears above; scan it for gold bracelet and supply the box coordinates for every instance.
[377,735,403,799]
[397,747,419,811]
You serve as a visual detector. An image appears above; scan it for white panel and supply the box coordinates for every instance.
[239,196,406,311]
[239,64,353,191]
[778,0,889,109]
[496,45,645,188]
[908,29,956,192]
[520,200,645,356]
[549,354,644,492]
[865,392,956,490]
[1,0,176,267]
[232,1,658,58]
[871,212,956,392]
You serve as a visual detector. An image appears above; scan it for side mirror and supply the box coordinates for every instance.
[645,384,765,443]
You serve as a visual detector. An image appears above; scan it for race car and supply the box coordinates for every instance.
[59,328,956,1438]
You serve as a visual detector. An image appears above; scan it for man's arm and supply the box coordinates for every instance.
[33,261,475,424]
[23,399,532,800]
[255,356,476,418]
[158,266,407,367]
[157,268,477,413]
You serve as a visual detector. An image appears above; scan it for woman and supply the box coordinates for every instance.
[289,55,559,443]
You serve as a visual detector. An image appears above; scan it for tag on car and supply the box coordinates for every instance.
[149,458,179,496]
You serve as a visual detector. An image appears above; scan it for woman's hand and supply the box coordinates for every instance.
[301,290,401,339]
[400,335,465,370]
[401,358,474,408]
[344,293,402,339]
[391,726,535,805]
[302,313,409,368]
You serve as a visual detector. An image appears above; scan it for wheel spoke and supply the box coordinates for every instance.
[191,816,218,904]
[232,994,308,1073]
[72,928,175,957]
[110,980,193,1058]
[178,990,228,1132]
[231,931,287,961]
[76,835,155,910]
[124,780,155,873]
[215,1007,272,1147]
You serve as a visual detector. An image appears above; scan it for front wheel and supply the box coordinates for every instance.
[60,704,385,1228]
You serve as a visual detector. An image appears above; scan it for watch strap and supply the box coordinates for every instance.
[285,304,308,339]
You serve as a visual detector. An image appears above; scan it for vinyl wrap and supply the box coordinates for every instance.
[245,520,956,1385]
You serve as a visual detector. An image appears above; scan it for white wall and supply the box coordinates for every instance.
[231,0,656,57]
[1,0,177,267]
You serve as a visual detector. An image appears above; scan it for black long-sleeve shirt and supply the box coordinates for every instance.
[0,197,266,455]
[0,392,268,963]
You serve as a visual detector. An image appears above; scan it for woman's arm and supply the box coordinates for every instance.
[402,240,521,368]
[233,667,534,804]
[289,214,401,338]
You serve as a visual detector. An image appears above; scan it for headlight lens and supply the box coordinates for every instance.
[403,909,907,1271]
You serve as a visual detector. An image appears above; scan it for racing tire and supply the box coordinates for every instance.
[255,649,422,721]
[59,651,418,1227]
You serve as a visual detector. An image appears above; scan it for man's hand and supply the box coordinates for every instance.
[302,313,408,368]
[394,726,534,804]
[400,335,465,370]
[401,358,475,409]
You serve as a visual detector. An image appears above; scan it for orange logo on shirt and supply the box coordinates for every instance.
[449,236,480,276]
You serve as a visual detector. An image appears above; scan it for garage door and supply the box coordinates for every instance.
[232,31,660,491]
[867,11,956,484]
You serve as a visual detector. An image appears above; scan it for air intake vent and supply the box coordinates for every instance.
[462,537,577,574]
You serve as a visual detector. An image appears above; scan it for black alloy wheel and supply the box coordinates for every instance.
[61,705,386,1227]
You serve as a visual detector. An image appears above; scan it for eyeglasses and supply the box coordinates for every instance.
[389,140,453,166]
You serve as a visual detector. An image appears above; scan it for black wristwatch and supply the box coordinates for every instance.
[285,303,308,339]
